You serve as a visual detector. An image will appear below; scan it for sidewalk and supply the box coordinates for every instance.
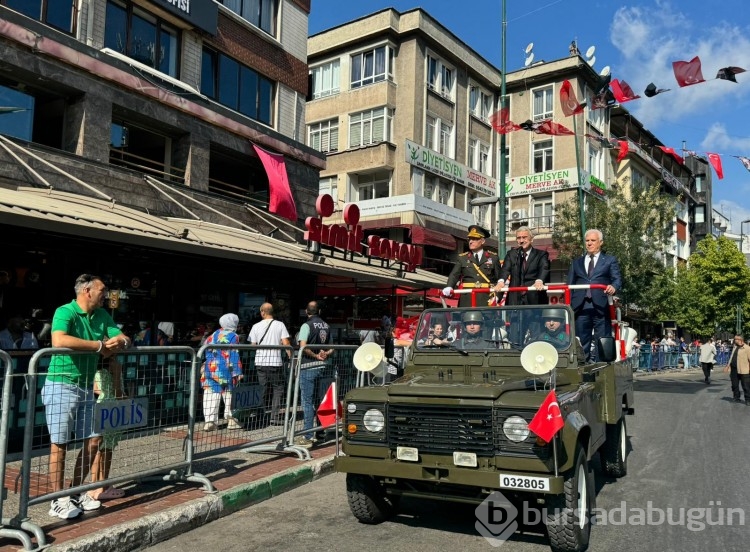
[0,443,336,552]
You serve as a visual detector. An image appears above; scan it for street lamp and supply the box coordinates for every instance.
[470,0,508,258]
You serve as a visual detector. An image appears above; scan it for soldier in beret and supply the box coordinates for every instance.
[444,225,501,307]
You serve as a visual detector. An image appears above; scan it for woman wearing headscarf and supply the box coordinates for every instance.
[200,313,243,431]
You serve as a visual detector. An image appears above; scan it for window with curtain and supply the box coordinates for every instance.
[308,119,339,153]
[350,46,393,88]
[426,54,455,100]
[439,122,453,156]
[532,196,553,229]
[355,170,391,200]
[349,108,391,148]
[532,86,553,121]
[533,139,553,172]
[310,60,340,99]
[470,85,493,122]
[425,115,437,150]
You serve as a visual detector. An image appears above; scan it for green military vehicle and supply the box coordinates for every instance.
[336,300,635,552]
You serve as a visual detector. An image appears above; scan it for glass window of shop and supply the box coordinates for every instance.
[5,0,74,33]
[220,0,277,36]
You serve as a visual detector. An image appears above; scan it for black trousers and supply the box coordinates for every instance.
[701,362,713,381]
[729,366,750,400]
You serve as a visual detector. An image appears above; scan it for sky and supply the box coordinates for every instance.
[309,0,750,233]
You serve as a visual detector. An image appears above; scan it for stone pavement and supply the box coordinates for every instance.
[0,444,336,552]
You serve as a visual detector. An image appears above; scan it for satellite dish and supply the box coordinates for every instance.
[585,45,596,59]
[524,53,535,67]
[587,55,596,67]
[525,42,534,55]
[520,341,559,375]
[600,65,611,77]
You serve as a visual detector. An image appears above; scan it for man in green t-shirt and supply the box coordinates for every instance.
[42,274,130,519]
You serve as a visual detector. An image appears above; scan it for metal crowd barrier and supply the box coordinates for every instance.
[636,346,700,372]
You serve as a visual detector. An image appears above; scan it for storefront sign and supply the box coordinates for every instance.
[305,194,423,272]
[507,168,576,197]
[152,0,218,35]
[405,140,496,195]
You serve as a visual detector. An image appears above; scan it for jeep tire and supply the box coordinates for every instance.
[346,473,397,524]
[601,416,628,478]
[546,445,593,552]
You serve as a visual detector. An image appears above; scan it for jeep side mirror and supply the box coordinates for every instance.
[384,336,395,359]
[597,337,617,362]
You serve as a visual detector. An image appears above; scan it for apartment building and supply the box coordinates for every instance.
[0,1,440,337]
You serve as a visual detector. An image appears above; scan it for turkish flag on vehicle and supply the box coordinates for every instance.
[673,56,705,87]
[528,390,564,443]
[252,144,298,221]
[316,382,341,427]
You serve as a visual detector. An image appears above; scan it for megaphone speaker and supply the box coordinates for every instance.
[520,341,559,375]
[353,342,384,372]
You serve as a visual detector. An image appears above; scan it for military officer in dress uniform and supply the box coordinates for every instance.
[444,225,502,307]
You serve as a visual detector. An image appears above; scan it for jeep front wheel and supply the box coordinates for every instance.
[546,445,593,552]
[601,416,628,478]
[346,473,397,524]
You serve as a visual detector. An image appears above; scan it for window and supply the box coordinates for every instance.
[586,89,604,130]
[425,115,437,150]
[533,140,553,173]
[469,85,493,122]
[427,55,454,100]
[349,108,392,148]
[350,46,394,89]
[425,115,453,156]
[498,143,510,177]
[110,119,183,183]
[319,176,338,205]
[532,86,553,121]
[201,48,275,126]
[354,171,390,200]
[423,174,452,205]
[310,60,340,99]
[466,191,490,228]
[631,167,652,190]
[219,0,277,36]
[308,119,339,153]
[439,122,453,157]
[104,1,179,77]
[588,146,604,180]
[469,139,491,173]
[6,0,74,33]
[532,195,553,229]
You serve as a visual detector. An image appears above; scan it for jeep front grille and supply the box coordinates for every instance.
[387,404,495,456]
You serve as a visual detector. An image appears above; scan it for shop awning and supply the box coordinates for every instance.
[0,187,445,289]
[408,225,457,250]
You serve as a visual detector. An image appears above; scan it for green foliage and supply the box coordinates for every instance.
[552,183,675,309]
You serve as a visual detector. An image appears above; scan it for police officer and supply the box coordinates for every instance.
[459,311,487,349]
[444,225,501,307]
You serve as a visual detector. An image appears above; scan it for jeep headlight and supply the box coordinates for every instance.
[363,409,385,432]
[503,415,530,442]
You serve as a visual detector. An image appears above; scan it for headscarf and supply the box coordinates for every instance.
[157,322,174,337]
[219,313,239,332]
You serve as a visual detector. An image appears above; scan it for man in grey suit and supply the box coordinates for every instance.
[566,229,622,363]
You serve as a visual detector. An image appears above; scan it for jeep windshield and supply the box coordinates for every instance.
[414,306,572,352]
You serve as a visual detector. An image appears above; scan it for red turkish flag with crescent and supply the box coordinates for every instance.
[560,80,584,116]
[252,144,298,221]
[673,56,705,87]
[316,382,341,427]
[707,152,724,180]
[528,390,564,442]
[489,108,521,134]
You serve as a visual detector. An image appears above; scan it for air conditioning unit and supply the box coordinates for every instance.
[510,209,528,222]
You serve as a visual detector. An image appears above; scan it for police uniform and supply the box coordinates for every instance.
[446,225,502,308]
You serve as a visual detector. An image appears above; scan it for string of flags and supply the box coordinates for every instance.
[488,55,748,181]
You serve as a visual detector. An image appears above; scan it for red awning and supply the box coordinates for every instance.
[408,226,457,250]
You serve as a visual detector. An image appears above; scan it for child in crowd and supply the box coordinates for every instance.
[90,358,126,500]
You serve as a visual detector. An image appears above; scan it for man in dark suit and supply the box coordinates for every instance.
[494,226,550,305]
[567,228,622,363]
[444,225,501,307]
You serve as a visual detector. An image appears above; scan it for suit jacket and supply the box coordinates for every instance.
[499,247,550,305]
[566,252,622,311]
[447,251,501,307]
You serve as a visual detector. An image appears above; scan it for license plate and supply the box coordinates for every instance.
[499,474,550,491]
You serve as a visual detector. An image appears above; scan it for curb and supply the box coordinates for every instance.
[48,455,336,552]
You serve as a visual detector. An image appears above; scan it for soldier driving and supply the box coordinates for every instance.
[532,308,569,349]
[444,225,501,307]
[459,311,487,349]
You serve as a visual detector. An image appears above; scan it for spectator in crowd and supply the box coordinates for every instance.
[156,322,174,346]
[133,321,151,346]
[417,320,452,347]
[295,301,334,449]
[0,315,39,350]
[200,313,243,431]
[699,337,717,385]
[89,357,126,501]
[494,226,550,306]
[566,229,622,362]
[249,303,291,426]
[359,327,382,345]
[725,334,750,405]
[679,337,690,371]
[444,225,502,307]
[42,274,130,519]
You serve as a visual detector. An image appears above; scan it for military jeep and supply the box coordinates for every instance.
[336,298,634,552]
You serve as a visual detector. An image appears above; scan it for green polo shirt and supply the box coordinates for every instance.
[47,300,121,386]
